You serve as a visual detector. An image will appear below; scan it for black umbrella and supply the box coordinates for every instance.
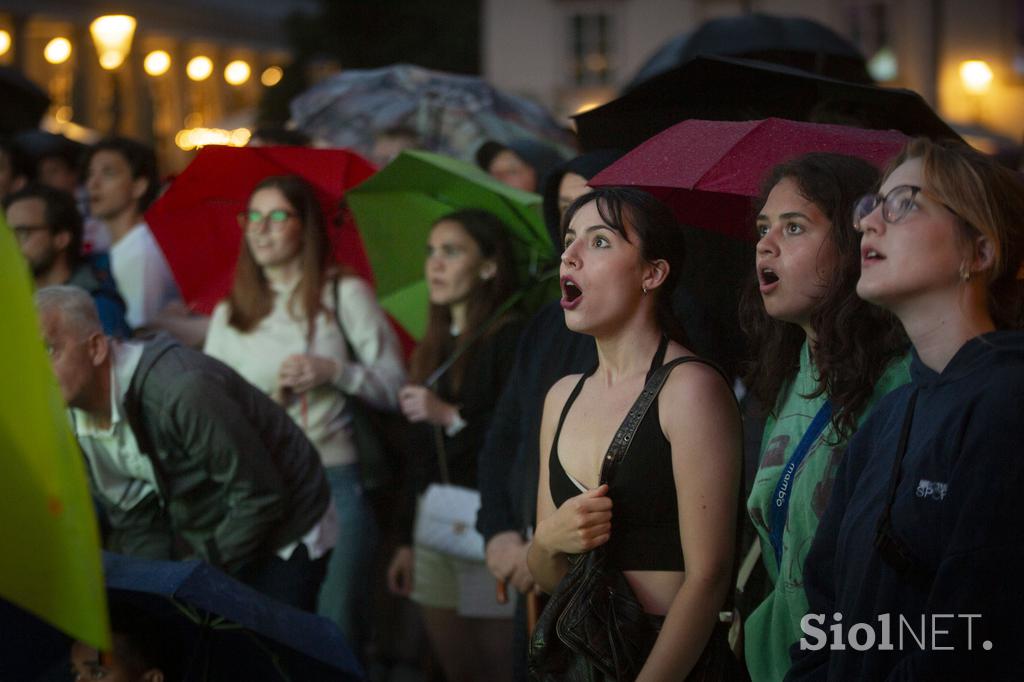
[14,130,86,165]
[575,55,961,153]
[628,13,871,88]
[0,67,49,133]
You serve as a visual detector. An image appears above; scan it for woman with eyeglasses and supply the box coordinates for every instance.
[204,175,406,642]
[740,153,911,682]
[788,139,1024,681]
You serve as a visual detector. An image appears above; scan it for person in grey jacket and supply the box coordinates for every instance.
[36,285,333,611]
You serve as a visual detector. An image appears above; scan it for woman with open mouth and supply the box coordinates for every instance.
[741,153,911,682]
[790,139,1024,680]
[528,187,744,680]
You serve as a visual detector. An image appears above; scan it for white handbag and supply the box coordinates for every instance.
[414,482,486,561]
[413,424,486,561]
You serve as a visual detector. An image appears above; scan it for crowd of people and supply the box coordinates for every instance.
[7,101,1024,682]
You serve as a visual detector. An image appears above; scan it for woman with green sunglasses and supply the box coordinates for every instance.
[204,174,406,651]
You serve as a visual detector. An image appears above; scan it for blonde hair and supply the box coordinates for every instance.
[884,138,1024,328]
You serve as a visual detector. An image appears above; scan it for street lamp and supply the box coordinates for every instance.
[0,30,10,58]
[144,50,171,77]
[959,59,994,125]
[224,60,250,86]
[959,60,993,95]
[44,37,72,65]
[261,66,283,87]
[89,15,136,70]
[186,56,213,81]
[89,15,136,134]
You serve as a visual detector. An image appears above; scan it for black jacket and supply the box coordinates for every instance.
[396,319,523,542]
[94,336,330,573]
[476,301,597,540]
[788,331,1024,681]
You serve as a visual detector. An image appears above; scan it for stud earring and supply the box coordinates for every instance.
[642,286,648,295]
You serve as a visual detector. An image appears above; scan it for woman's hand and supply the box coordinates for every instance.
[278,354,338,394]
[387,545,415,596]
[533,484,612,556]
[485,531,535,594]
[398,384,457,426]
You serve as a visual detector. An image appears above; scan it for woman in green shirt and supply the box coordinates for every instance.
[740,153,910,682]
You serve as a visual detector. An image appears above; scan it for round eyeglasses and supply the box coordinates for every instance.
[852,184,958,232]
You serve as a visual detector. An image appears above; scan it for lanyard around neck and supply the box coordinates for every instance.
[768,400,833,568]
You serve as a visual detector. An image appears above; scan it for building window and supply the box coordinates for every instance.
[569,13,613,86]
[1015,0,1024,76]
[849,1,898,82]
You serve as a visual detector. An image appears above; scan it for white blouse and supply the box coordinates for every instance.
[204,276,406,467]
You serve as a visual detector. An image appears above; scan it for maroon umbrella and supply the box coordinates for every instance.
[589,117,907,240]
[146,145,376,315]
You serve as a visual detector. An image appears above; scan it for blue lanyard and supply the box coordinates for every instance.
[768,401,832,568]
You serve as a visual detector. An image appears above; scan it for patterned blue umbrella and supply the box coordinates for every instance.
[290,63,575,162]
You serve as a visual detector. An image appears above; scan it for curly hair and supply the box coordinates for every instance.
[740,152,908,440]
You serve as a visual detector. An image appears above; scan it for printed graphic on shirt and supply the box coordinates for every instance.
[915,479,948,501]
[762,434,791,467]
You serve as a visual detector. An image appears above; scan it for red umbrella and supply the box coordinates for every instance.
[589,117,907,240]
[146,145,376,315]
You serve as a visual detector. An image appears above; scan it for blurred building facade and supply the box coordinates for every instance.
[483,0,1024,147]
[0,0,314,171]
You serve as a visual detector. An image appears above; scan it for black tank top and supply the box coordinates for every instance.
[548,338,725,571]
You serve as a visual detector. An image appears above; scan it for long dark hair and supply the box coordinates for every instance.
[739,153,907,440]
[560,187,689,345]
[228,175,332,338]
[409,209,519,391]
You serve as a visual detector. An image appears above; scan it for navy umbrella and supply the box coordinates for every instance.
[1,553,364,680]
[100,552,363,681]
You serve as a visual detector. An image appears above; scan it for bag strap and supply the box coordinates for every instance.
[331,276,359,364]
[598,356,716,485]
[767,400,832,568]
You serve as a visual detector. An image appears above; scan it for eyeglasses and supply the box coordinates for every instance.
[852,184,958,232]
[237,208,297,232]
[9,224,50,241]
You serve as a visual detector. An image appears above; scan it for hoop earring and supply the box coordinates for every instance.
[959,262,972,282]
[642,286,648,296]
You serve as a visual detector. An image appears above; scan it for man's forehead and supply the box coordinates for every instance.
[39,307,66,338]
[8,196,45,217]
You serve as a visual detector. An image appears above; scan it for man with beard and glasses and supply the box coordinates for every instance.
[5,184,130,338]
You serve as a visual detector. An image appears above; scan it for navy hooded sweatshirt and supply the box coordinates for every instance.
[787,330,1024,681]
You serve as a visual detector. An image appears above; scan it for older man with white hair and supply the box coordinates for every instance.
[36,285,335,610]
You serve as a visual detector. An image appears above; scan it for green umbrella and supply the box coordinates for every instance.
[346,149,556,339]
